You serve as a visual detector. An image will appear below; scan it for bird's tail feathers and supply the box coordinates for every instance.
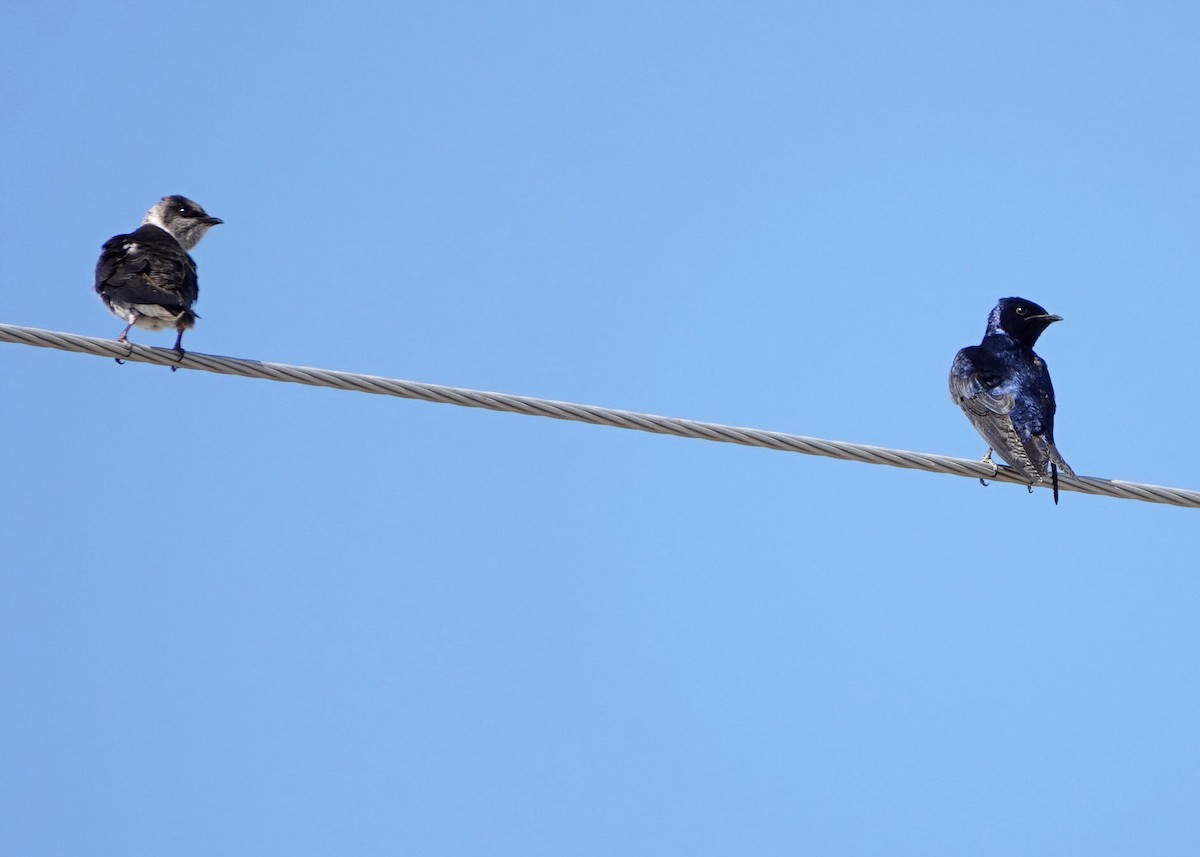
[1049,446,1074,506]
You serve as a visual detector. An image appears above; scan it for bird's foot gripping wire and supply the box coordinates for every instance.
[171,332,186,372]
[978,449,999,487]
[114,326,134,365]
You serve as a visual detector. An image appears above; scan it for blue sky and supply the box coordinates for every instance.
[3,2,1200,854]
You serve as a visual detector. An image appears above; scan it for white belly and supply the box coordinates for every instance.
[105,299,191,332]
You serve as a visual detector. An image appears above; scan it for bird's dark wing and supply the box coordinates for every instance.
[949,346,1041,480]
[949,347,1012,417]
[94,226,199,310]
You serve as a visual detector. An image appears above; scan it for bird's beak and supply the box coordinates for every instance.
[1029,313,1062,324]
[203,216,224,226]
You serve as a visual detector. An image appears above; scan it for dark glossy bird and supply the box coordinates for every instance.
[949,297,1075,503]
[95,195,222,361]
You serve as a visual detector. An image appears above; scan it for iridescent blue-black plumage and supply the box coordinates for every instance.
[949,297,1074,503]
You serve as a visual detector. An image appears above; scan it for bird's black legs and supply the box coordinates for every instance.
[171,330,186,372]
[110,323,187,371]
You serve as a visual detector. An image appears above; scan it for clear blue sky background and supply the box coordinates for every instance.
[3,3,1199,854]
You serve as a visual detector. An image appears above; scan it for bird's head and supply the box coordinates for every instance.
[143,195,223,251]
[985,297,1062,347]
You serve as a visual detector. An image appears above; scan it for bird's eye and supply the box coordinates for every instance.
[1016,306,1026,315]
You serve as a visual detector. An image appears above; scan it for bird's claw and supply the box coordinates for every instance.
[113,340,134,366]
[977,449,998,487]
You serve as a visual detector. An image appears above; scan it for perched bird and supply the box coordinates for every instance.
[949,297,1075,504]
[94,195,222,360]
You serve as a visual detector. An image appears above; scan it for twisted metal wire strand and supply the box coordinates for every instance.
[3,322,1198,509]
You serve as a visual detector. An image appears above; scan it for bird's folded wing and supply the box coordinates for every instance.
[949,353,1014,416]
[96,237,196,309]
[949,350,1042,479]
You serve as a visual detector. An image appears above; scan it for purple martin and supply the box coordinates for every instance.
[95,195,222,362]
[949,297,1075,504]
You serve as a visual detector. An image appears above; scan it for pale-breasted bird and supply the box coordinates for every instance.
[949,297,1075,504]
[94,195,222,358]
